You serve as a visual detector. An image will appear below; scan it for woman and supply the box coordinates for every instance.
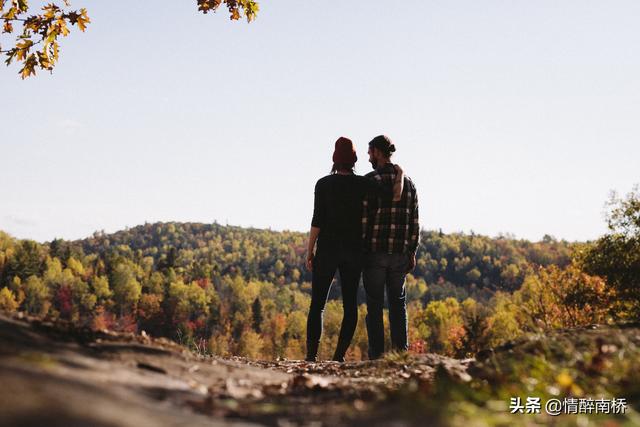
[305,137,403,362]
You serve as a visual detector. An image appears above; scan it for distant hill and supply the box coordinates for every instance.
[1,221,577,305]
[0,222,597,361]
[56,222,578,298]
[73,222,309,285]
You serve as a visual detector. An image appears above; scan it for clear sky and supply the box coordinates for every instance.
[1,0,639,243]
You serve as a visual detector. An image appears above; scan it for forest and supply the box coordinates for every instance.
[0,187,638,361]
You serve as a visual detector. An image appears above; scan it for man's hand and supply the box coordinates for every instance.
[306,253,314,272]
[407,253,416,273]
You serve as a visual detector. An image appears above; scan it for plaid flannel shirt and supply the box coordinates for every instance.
[362,163,419,254]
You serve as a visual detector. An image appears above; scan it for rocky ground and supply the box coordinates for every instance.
[2,313,640,427]
[0,313,470,427]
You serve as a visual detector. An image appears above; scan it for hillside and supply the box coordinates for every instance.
[70,221,575,296]
[0,222,594,361]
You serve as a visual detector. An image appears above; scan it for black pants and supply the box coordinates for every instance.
[306,244,363,360]
[363,252,409,359]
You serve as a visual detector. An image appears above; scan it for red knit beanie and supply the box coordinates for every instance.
[332,137,357,165]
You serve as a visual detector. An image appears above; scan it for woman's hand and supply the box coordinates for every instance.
[392,164,405,201]
[407,252,416,273]
[306,253,314,272]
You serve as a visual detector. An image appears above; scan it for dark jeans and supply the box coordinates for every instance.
[306,244,363,360]
[363,252,409,359]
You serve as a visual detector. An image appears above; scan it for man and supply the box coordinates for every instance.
[362,135,419,359]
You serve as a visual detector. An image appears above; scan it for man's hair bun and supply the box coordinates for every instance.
[368,135,396,157]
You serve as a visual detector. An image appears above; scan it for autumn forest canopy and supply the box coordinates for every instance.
[0,187,638,361]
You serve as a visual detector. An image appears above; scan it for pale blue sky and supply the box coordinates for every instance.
[1,1,639,242]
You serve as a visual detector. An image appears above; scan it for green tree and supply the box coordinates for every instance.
[274,259,285,276]
[91,275,112,302]
[482,292,522,348]
[22,275,49,315]
[70,277,97,316]
[110,262,142,314]
[168,279,212,324]
[4,240,43,283]
[514,273,560,330]
[460,297,488,355]
[285,310,307,359]
[251,297,263,333]
[581,186,640,318]
[66,256,85,277]
[405,274,428,302]
[420,297,466,356]
[0,286,18,312]
[42,256,63,286]
[236,329,264,359]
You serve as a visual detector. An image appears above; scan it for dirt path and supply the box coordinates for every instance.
[0,313,472,426]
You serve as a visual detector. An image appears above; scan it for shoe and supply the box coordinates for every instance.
[333,341,349,362]
[306,341,319,362]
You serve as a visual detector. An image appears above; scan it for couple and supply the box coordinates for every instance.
[305,135,419,362]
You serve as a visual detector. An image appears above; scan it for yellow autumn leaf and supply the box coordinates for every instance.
[556,371,573,388]
[43,5,57,20]
[52,41,59,61]
[1,7,18,20]
[15,39,33,50]
[19,53,37,79]
[25,18,41,32]
[77,8,90,31]
[56,18,70,36]
[37,50,53,69]
[76,16,88,31]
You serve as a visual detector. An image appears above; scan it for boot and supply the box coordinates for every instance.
[332,341,349,362]
[305,341,319,362]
